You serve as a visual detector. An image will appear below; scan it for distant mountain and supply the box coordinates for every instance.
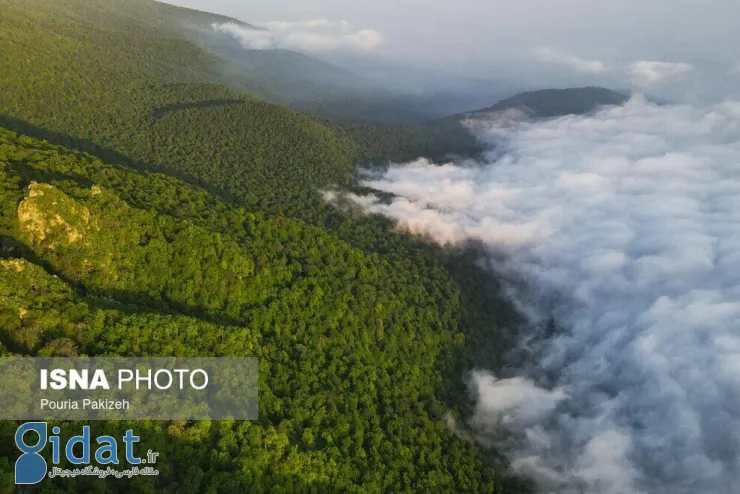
[471,87,630,119]
[404,87,631,162]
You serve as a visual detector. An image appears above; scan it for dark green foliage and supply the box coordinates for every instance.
[325,117,486,165]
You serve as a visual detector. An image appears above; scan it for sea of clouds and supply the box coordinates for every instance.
[337,97,740,493]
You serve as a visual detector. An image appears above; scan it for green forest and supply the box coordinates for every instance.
[0,0,525,492]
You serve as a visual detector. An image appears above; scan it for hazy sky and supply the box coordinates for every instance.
[163,0,740,100]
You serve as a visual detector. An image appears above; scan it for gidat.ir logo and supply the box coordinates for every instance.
[14,422,153,484]
[15,422,48,484]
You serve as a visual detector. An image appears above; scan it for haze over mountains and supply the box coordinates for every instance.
[165,0,740,104]
[175,7,673,126]
[186,16,526,123]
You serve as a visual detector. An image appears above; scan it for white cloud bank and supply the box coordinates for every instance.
[212,20,384,53]
[531,49,695,89]
[628,61,694,87]
[339,97,740,494]
[534,46,609,75]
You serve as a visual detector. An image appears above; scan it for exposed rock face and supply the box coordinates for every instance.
[0,258,27,272]
[17,182,93,248]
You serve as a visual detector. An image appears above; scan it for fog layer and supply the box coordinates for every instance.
[342,97,740,493]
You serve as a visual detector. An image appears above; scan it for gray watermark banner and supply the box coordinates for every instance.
[0,357,258,420]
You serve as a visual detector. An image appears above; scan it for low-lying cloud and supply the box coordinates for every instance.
[531,49,695,90]
[337,97,740,493]
[534,46,609,75]
[627,60,694,87]
[213,20,384,53]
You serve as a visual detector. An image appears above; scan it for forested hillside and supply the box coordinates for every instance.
[0,127,525,492]
[0,0,361,214]
[0,0,525,491]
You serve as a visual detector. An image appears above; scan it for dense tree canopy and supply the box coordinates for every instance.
[0,126,523,493]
